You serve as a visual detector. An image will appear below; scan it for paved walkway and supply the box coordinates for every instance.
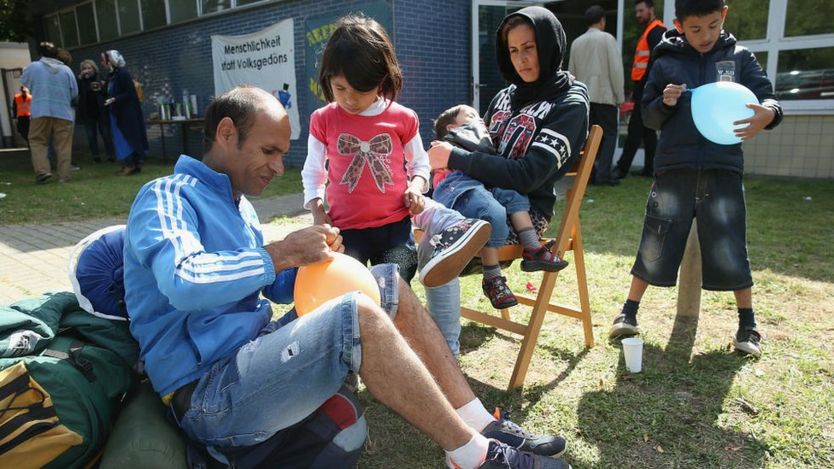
[0,193,311,304]
[0,177,572,304]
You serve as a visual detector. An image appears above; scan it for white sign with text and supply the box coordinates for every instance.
[212,19,300,139]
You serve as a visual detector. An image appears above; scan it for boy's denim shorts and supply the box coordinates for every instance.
[176,263,400,448]
[631,169,753,291]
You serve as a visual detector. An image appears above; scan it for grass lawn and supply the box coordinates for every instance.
[347,175,834,468]
[4,150,832,467]
[0,150,302,224]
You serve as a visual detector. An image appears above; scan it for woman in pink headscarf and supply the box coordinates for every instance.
[102,50,148,175]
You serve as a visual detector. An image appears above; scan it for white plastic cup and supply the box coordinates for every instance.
[622,337,644,373]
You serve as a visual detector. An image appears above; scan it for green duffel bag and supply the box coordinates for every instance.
[100,380,187,469]
[0,292,138,468]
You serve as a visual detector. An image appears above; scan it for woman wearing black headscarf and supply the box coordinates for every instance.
[429,6,589,238]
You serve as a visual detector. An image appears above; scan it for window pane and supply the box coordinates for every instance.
[785,0,834,37]
[141,0,167,29]
[44,15,62,46]
[723,0,768,39]
[59,11,79,48]
[775,47,834,100]
[119,0,141,34]
[76,3,98,45]
[170,0,198,23]
[201,0,232,15]
[97,0,118,41]
[237,0,264,5]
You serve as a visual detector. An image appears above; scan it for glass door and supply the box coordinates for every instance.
[471,1,544,112]
[471,1,626,113]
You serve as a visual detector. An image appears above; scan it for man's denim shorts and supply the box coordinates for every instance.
[176,263,400,448]
[631,169,753,291]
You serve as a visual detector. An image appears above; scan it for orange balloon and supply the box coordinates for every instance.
[294,252,381,316]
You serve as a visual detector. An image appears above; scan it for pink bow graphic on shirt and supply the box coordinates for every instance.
[337,133,394,193]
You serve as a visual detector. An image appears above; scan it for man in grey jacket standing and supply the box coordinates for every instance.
[21,42,78,184]
[569,5,625,186]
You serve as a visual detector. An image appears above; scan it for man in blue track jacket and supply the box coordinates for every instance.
[123,86,570,468]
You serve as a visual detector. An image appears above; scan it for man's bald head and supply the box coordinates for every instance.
[203,86,286,151]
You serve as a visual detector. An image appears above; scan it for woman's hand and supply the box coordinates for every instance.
[733,103,775,141]
[104,97,115,106]
[427,141,453,170]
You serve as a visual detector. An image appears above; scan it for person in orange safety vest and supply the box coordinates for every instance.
[613,0,666,179]
[13,85,32,143]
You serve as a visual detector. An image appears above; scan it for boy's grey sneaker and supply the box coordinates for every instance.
[733,326,762,358]
[608,313,640,340]
[418,218,491,287]
[477,439,570,469]
[482,408,567,457]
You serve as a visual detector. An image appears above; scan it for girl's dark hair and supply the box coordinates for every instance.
[675,0,725,20]
[318,15,402,103]
[434,105,466,139]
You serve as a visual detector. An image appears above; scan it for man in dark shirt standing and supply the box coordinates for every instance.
[614,0,667,178]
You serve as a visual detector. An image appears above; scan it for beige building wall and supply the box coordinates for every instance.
[744,115,834,179]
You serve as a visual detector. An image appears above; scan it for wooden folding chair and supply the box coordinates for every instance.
[458,125,602,390]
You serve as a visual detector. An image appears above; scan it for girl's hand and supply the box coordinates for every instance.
[428,141,453,170]
[403,185,425,215]
[313,211,333,226]
[310,199,332,226]
[104,97,115,106]
[733,104,775,141]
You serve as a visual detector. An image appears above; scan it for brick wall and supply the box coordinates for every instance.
[393,0,471,146]
[68,0,472,167]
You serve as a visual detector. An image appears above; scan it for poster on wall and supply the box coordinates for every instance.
[212,19,300,139]
[304,1,392,109]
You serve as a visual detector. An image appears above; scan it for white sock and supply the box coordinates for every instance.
[445,433,491,469]
[456,398,496,433]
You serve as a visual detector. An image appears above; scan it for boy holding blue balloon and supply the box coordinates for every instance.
[608,0,782,358]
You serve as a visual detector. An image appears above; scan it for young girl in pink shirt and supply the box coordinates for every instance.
[303,15,489,286]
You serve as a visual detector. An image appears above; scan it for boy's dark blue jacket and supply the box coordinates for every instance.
[642,29,782,174]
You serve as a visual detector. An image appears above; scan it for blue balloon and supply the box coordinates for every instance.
[690,82,757,145]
